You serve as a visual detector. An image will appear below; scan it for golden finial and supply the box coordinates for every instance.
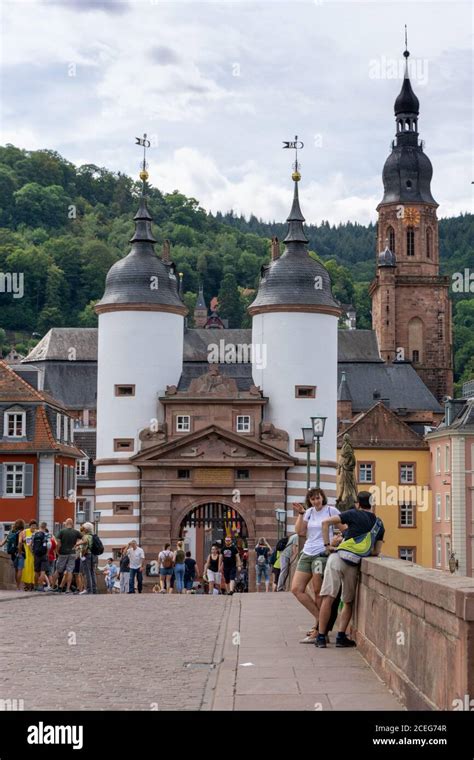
[292,170,301,182]
[135,133,151,187]
[283,135,304,183]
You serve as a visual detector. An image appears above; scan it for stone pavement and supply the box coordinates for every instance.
[0,590,403,711]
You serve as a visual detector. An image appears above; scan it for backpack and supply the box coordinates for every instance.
[269,549,278,566]
[91,534,104,556]
[32,531,48,557]
[162,552,173,569]
[276,536,289,552]
[336,517,383,566]
[257,549,268,566]
[6,530,19,555]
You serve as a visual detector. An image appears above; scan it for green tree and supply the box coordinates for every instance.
[14,183,72,228]
[218,273,243,328]
[78,300,99,327]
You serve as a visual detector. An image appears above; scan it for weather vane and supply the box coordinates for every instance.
[282,134,304,181]
[135,133,151,185]
[404,24,409,59]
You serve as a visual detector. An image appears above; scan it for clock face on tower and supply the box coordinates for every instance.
[403,207,421,226]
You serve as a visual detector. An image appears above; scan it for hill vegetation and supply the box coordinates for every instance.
[0,145,472,394]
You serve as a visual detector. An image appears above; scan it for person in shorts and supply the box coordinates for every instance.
[291,488,340,643]
[54,518,82,594]
[158,543,174,593]
[315,491,385,648]
[203,544,221,594]
[219,536,241,595]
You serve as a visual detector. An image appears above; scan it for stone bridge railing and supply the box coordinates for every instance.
[354,556,474,711]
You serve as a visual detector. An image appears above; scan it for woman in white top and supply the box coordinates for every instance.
[291,488,340,642]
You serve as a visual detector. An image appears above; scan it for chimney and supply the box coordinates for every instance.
[162,239,171,263]
[271,236,280,261]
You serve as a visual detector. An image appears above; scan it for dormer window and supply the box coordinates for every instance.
[4,409,26,438]
[176,415,190,432]
[236,416,251,433]
[76,459,88,477]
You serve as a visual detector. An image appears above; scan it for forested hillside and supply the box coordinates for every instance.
[0,145,472,393]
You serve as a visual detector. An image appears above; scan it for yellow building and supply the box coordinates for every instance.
[337,402,432,568]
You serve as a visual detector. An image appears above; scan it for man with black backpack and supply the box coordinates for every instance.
[32,522,53,592]
[79,522,103,594]
[315,491,385,648]
[54,518,83,593]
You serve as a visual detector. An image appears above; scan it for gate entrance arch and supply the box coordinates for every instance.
[180,502,249,592]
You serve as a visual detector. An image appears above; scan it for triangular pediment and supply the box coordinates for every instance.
[131,424,296,465]
[338,402,428,449]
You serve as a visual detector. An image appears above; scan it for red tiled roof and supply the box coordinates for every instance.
[0,360,66,409]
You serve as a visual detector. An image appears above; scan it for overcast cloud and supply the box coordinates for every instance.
[1,0,472,224]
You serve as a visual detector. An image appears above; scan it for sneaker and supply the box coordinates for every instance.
[78,590,88,595]
[336,636,356,648]
[300,633,318,644]
[64,589,73,594]
[315,634,327,648]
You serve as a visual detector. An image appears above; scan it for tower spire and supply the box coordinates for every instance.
[282,135,308,245]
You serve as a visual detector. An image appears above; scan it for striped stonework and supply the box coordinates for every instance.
[94,464,141,559]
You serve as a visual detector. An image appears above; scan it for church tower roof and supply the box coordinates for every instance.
[248,167,340,316]
[379,39,437,207]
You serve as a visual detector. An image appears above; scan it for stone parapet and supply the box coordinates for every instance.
[354,556,474,710]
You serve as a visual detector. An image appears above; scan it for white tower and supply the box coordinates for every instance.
[94,187,187,557]
[249,168,340,527]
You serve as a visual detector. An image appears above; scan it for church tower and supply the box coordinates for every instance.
[369,44,453,403]
[249,164,340,519]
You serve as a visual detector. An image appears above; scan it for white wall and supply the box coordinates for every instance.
[96,310,184,459]
[38,454,55,527]
[252,311,338,463]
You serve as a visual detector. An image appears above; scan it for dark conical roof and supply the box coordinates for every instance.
[338,371,352,401]
[248,178,340,315]
[379,48,437,208]
[95,195,187,314]
[394,75,419,115]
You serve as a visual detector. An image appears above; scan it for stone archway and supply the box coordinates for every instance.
[171,498,257,592]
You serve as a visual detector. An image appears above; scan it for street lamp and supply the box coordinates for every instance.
[76,510,86,526]
[93,510,101,536]
[275,507,286,540]
[301,427,314,489]
[310,416,327,489]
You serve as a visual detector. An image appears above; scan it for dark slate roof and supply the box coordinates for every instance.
[183,328,253,361]
[381,145,436,205]
[249,180,339,312]
[39,362,97,410]
[26,327,381,367]
[439,399,474,432]
[73,431,97,459]
[25,329,98,362]
[394,75,420,115]
[178,362,254,392]
[7,363,42,390]
[337,330,381,362]
[338,363,442,413]
[96,196,185,311]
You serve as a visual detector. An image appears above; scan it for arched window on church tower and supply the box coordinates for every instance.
[387,226,395,253]
[407,226,415,257]
[408,317,423,364]
[426,227,432,258]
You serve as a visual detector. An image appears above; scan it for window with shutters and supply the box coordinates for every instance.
[56,413,61,440]
[69,466,75,501]
[63,466,68,499]
[4,464,24,495]
[63,416,68,442]
[76,459,88,477]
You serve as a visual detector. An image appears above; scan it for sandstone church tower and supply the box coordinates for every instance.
[370,46,453,403]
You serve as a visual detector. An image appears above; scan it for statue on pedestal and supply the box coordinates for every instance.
[336,433,358,512]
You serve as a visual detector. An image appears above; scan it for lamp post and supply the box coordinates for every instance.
[275,507,286,540]
[310,416,327,489]
[93,510,101,536]
[301,427,314,489]
[76,510,86,527]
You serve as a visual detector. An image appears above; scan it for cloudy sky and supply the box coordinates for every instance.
[1,0,472,224]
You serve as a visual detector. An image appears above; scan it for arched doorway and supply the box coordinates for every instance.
[179,502,249,591]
